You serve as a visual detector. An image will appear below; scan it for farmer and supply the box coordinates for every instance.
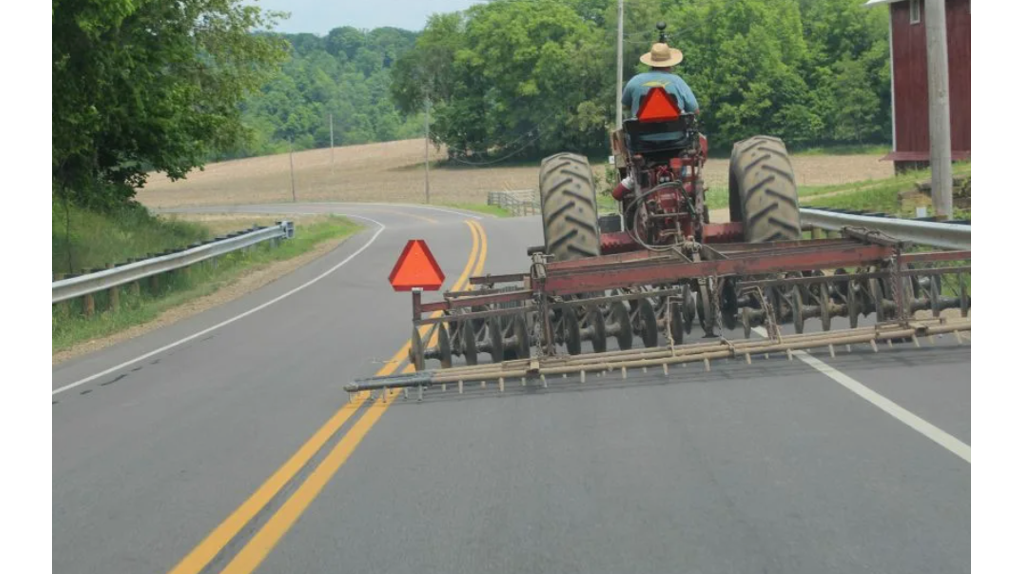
[622,39,699,129]
[614,38,700,201]
[618,38,700,127]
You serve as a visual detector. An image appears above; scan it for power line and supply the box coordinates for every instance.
[446,127,548,167]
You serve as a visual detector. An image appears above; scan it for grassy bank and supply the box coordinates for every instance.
[803,161,971,217]
[440,202,513,218]
[53,202,211,276]
[52,208,360,353]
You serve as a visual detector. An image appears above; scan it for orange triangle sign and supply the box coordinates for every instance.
[637,87,680,123]
[389,239,446,291]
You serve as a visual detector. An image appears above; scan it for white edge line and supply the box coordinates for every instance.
[52,215,387,396]
[752,326,970,463]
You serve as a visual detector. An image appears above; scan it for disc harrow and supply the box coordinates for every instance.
[351,228,970,399]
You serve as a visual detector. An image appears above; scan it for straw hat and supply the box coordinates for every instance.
[640,42,683,68]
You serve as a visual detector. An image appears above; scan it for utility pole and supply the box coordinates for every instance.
[924,0,952,219]
[615,0,624,128]
[289,138,297,203]
[329,112,335,174]
[424,98,431,204]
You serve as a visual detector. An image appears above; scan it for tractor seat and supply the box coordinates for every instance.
[623,114,698,155]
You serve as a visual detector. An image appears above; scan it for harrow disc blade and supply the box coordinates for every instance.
[589,306,607,353]
[669,301,685,345]
[512,313,531,359]
[563,310,582,355]
[609,301,633,351]
[637,298,659,348]
[410,327,425,371]
[488,316,504,364]
[461,320,478,366]
[438,322,452,368]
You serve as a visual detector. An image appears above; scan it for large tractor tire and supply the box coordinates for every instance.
[539,152,601,261]
[728,135,801,243]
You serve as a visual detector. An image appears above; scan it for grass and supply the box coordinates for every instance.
[440,202,513,218]
[803,161,971,217]
[790,143,892,157]
[53,201,211,276]
[52,212,360,353]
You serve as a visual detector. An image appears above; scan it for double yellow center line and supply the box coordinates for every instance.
[169,220,487,574]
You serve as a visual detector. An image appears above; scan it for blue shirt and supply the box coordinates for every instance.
[622,70,699,117]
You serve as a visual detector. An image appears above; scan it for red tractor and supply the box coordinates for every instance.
[537,84,802,338]
[343,28,970,393]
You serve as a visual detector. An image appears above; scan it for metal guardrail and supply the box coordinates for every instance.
[800,208,969,250]
[487,190,539,216]
[52,221,295,304]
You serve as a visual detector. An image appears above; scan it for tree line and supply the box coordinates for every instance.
[390,0,892,160]
[216,26,425,160]
[52,0,891,208]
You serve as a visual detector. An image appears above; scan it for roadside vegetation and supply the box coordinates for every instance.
[440,203,513,218]
[803,161,971,217]
[52,211,359,353]
[52,203,210,276]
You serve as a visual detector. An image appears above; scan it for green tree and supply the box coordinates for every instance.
[52,0,289,208]
[832,57,882,142]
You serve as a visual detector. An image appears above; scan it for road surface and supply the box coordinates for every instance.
[53,203,970,574]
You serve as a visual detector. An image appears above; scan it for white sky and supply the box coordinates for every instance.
[255,0,488,34]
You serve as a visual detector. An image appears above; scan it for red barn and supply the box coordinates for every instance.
[866,0,971,172]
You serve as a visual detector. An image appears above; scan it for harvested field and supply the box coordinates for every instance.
[139,138,896,209]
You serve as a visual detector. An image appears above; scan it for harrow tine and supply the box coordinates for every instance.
[347,319,970,396]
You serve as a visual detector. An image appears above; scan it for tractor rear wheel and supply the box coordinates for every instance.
[539,152,601,261]
[728,136,801,243]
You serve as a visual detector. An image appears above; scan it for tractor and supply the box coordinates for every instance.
[344,24,971,398]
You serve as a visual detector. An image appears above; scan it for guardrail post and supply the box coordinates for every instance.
[84,290,95,317]
[55,273,68,314]
[150,272,160,294]
[810,226,821,240]
[107,263,119,311]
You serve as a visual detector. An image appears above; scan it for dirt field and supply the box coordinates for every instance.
[139,138,895,209]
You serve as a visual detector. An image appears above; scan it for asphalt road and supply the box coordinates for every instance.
[53,203,970,574]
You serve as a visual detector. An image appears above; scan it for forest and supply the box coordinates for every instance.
[388,0,892,160]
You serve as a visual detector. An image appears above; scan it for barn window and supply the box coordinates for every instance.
[910,0,921,24]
